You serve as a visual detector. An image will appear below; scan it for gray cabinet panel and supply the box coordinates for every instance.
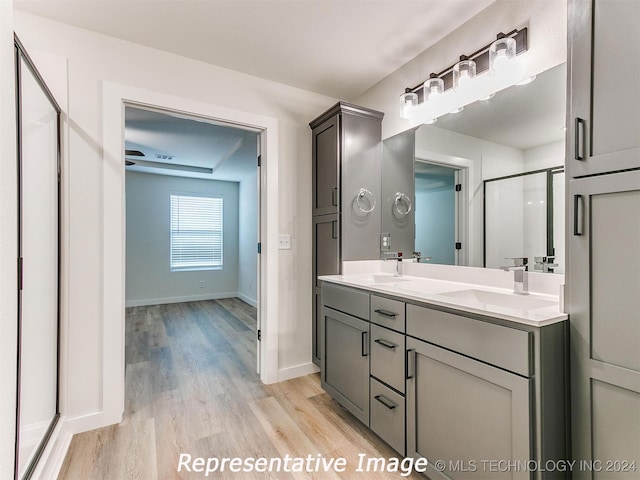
[407,304,531,377]
[592,380,640,480]
[569,170,640,478]
[568,0,640,177]
[370,377,405,456]
[323,282,370,320]
[370,324,405,394]
[341,112,383,261]
[590,190,640,372]
[312,116,339,216]
[406,337,531,480]
[312,214,340,289]
[381,129,416,256]
[321,307,370,425]
[312,293,322,366]
[371,295,406,332]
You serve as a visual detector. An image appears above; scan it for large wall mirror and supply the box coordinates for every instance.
[382,63,566,273]
[15,37,61,479]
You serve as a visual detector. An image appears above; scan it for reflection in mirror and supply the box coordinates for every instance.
[383,63,566,271]
[414,161,459,265]
[484,167,565,273]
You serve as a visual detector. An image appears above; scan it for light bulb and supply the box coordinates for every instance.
[423,76,444,102]
[489,36,516,75]
[453,59,476,91]
[399,91,418,119]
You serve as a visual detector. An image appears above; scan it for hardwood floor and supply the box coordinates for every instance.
[58,299,422,479]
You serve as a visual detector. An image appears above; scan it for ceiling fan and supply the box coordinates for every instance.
[123,148,212,174]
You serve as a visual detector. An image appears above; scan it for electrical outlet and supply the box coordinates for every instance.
[199,281,205,288]
[278,234,291,250]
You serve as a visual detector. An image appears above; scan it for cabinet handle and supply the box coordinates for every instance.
[573,195,583,236]
[575,117,585,161]
[374,338,397,350]
[331,187,338,206]
[331,220,338,239]
[374,395,397,410]
[374,309,397,318]
[361,331,368,357]
[406,349,414,379]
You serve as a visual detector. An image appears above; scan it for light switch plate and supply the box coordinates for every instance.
[278,234,291,250]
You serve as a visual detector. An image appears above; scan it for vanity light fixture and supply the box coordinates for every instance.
[453,56,476,91]
[400,28,529,123]
[423,74,444,101]
[399,89,419,119]
[489,34,517,75]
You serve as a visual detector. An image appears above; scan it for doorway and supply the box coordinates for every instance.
[414,159,464,265]
[102,84,279,425]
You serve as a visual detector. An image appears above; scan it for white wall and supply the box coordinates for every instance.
[14,11,337,432]
[125,172,239,306]
[353,0,567,140]
[238,171,258,306]
[0,1,18,478]
[524,139,565,170]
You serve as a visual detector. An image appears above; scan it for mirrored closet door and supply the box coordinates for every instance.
[15,37,61,480]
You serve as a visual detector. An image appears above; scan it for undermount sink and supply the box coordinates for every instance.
[370,274,410,283]
[439,289,557,310]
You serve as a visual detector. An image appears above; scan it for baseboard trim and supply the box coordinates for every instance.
[236,292,258,307]
[277,362,320,383]
[125,292,238,307]
[31,417,72,480]
[64,411,111,435]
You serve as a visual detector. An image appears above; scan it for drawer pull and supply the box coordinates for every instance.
[374,309,397,318]
[573,195,583,236]
[374,394,397,410]
[374,338,397,350]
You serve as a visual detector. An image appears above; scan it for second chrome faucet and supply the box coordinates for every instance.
[501,257,529,295]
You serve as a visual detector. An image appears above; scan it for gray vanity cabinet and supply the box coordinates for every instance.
[310,102,384,366]
[569,170,640,478]
[568,0,640,177]
[321,283,371,425]
[406,337,531,480]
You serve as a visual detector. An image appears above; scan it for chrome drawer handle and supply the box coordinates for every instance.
[374,309,397,318]
[374,395,397,410]
[374,338,397,350]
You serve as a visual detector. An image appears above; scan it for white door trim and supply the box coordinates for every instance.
[102,82,279,424]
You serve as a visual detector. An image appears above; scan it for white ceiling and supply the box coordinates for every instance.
[14,0,495,99]
[125,106,259,182]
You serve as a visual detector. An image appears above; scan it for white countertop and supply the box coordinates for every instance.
[318,273,568,327]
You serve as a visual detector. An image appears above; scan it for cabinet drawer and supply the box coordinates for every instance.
[323,283,370,320]
[370,377,405,455]
[406,304,531,377]
[371,295,405,332]
[370,325,405,394]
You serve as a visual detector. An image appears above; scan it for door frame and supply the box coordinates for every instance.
[414,153,471,266]
[102,83,279,425]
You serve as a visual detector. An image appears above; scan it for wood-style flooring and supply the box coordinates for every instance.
[58,299,422,479]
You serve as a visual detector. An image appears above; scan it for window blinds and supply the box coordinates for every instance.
[170,194,223,270]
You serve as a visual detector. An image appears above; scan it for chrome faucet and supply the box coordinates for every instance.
[412,251,432,263]
[534,256,558,273]
[501,257,529,295]
[382,251,403,277]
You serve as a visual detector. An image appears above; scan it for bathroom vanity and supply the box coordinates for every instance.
[319,266,569,480]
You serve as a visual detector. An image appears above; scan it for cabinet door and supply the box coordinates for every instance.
[312,115,340,215]
[406,337,531,480]
[312,214,340,289]
[569,171,640,478]
[568,0,640,177]
[321,307,370,425]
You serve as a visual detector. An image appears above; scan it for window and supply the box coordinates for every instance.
[170,193,223,271]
